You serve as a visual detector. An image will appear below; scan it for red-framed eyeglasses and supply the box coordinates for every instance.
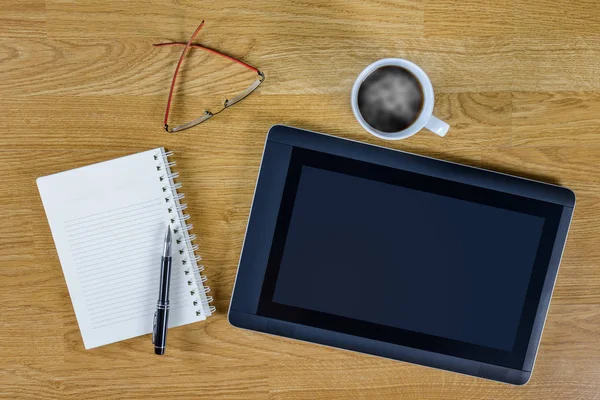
[154,21,264,133]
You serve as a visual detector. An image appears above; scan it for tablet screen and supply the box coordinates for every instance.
[274,165,544,351]
[257,148,563,369]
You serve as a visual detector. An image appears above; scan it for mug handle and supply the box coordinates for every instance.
[425,115,449,137]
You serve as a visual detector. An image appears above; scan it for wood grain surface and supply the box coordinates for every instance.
[1,1,600,399]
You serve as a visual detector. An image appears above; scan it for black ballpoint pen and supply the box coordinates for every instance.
[153,226,172,355]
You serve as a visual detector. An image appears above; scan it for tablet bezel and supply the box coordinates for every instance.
[229,125,575,385]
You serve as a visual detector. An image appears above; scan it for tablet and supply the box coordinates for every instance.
[229,125,575,385]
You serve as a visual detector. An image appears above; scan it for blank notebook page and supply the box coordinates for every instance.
[37,148,206,349]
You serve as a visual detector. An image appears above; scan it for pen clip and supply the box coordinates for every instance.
[152,311,157,344]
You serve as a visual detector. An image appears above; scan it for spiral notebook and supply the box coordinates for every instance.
[37,148,214,349]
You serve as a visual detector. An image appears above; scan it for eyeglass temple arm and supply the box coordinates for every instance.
[153,42,260,74]
[160,21,206,132]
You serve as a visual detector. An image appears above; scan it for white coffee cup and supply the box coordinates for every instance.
[351,58,449,140]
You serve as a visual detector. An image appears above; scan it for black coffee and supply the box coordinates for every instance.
[357,66,424,133]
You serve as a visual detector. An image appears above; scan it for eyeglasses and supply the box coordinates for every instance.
[154,21,264,133]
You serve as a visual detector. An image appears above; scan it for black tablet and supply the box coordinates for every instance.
[229,125,575,385]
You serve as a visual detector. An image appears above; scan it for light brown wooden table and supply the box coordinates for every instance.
[2,1,600,398]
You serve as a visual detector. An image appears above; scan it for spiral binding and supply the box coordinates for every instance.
[155,148,214,317]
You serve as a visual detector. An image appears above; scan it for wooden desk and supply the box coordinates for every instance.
[1,1,599,398]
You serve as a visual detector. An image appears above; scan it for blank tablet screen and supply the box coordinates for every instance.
[273,166,543,351]
[257,148,562,369]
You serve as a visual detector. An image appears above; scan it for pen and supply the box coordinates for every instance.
[152,226,172,355]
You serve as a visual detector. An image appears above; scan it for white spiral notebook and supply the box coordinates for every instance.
[37,148,214,349]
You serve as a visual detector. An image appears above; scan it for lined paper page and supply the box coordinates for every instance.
[37,148,205,349]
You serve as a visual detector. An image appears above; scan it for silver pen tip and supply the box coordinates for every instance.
[163,226,172,257]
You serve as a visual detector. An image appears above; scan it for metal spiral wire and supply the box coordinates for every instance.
[155,149,215,317]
